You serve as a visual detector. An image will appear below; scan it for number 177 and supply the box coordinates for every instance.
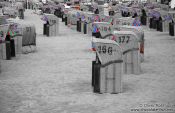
[118,36,130,43]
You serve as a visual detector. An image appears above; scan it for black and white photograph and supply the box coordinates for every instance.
[0,0,175,112]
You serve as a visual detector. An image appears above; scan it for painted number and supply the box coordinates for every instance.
[122,22,130,25]
[98,45,113,55]
[51,20,56,24]
[117,36,130,43]
[26,27,31,32]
